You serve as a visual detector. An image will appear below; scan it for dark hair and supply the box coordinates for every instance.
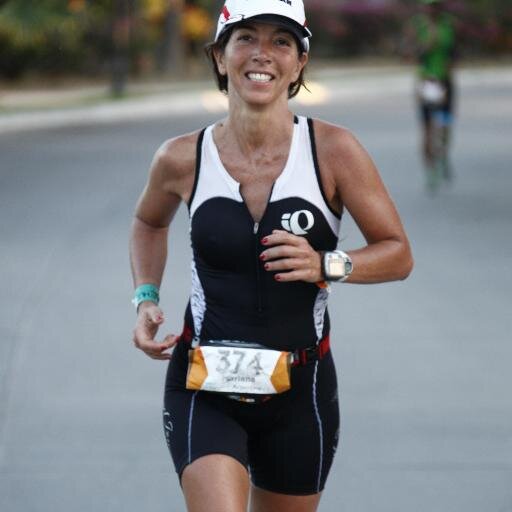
[204,26,307,100]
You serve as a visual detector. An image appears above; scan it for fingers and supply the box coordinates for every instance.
[162,334,180,350]
[260,230,310,262]
[133,305,179,360]
[261,229,303,249]
[140,303,164,325]
[265,258,321,283]
[141,341,172,360]
[271,269,314,283]
[132,333,178,360]
[264,257,307,273]
[260,230,322,283]
[134,307,162,343]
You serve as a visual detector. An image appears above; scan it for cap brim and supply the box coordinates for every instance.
[218,14,310,52]
[251,14,311,39]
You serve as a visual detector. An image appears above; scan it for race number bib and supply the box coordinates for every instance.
[186,341,291,395]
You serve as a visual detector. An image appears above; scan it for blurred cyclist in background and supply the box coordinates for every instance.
[405,0,457,189]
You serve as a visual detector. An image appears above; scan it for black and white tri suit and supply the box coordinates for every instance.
[163,115,342,495]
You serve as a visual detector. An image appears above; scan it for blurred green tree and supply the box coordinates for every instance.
[1,0,510,81]
[0,0,85,78]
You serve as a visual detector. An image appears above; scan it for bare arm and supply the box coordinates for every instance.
[262,120,413,284]
[129,133,198,359]
[321,120,413,283]
[129,150,182,291]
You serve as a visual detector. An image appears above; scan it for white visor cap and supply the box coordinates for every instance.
[215,0,312,52]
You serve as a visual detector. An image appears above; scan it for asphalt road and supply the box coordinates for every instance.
[1,69,511,511]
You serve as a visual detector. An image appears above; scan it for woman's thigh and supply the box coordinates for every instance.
[182,454,250,512]
[163,388,249,477]
[248,356,340,496]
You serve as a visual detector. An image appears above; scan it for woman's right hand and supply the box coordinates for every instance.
[132,303,178,360]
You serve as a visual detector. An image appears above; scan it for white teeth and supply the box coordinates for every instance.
[247,73,272,83]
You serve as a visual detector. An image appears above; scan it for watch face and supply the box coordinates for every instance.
[326,253,345,279]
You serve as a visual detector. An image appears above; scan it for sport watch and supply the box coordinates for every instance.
[321,250,353,282]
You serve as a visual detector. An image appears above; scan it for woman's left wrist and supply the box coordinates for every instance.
[319,250,353,282]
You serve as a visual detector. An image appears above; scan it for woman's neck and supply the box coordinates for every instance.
[220,104,294,155]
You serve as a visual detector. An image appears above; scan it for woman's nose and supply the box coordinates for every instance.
[251,41,272,63]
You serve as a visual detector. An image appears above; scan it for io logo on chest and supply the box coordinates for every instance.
[281,210,314,236]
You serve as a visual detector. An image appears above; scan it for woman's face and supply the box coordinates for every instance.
[214,22,308,107]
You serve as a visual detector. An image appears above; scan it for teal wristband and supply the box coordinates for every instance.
[132,284,160,310]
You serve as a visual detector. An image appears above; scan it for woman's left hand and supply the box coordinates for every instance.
[260,230,323,283]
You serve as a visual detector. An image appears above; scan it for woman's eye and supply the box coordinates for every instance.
[237,34,252,42]
[275,37,292,47]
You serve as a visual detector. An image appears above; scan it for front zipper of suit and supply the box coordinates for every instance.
[241,182,275,314]
[253,220,264,313]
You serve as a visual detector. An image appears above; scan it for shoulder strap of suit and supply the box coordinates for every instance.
[187,127,207,211]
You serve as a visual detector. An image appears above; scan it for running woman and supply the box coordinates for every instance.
[130,1,413,510]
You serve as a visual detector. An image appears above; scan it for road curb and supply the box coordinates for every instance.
[1,66,511,135]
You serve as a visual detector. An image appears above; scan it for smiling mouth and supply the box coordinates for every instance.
[246,72,274,83]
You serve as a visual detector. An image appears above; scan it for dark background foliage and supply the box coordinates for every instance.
[0,0,510,81]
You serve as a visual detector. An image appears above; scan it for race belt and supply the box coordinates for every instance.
[181,331,330,396]
[186,340,291,395]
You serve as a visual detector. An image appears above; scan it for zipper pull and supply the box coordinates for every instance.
[253,222,259,235]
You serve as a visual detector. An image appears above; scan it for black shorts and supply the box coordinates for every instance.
[162,339,340,496]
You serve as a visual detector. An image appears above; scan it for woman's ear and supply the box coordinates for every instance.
[213,47,227,76]
[292,52,308,83]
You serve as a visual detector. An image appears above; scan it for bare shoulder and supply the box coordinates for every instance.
[135,129,203,227]
[151,130,202,200]
[309,118,375,209]
[310,118,365,165]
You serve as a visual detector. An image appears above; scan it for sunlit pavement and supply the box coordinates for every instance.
[1,64,511,511]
